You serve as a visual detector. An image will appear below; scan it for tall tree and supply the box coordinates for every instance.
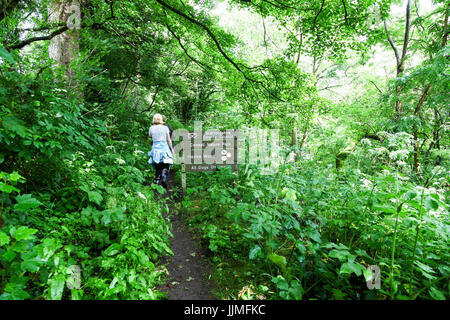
[383,0,412,117]
[48,0,81,79]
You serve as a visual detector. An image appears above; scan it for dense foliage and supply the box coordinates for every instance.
[0,0,448,300]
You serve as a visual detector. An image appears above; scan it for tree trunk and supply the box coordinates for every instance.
[413,84,432,174]
[48,0,81,79]
[384,0,411,118]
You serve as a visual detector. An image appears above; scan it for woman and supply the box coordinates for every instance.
[148,113,174,189]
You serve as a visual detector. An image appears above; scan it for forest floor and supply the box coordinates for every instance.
[156,171,217,300]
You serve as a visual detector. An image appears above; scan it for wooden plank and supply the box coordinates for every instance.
[181,163,186,195]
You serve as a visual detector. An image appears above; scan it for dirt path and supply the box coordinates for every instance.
[157,171,216,300]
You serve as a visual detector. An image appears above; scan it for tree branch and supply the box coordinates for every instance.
[384,20,400,67]
[399,0,412,74]
[6,25,69,50]
[342,0,349,25]
[165,22,219,72]
[313,0,325,31]
[155,0,246,75]
[401,0,411,60]
[369,80,384,94]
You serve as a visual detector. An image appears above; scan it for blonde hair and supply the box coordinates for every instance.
[152,113,163,125]
[162,115,167,122]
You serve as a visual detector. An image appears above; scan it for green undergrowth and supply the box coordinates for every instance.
[0,66,173,299]
[178,160,449,300]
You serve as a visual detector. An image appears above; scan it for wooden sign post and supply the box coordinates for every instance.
[179,130,239,195]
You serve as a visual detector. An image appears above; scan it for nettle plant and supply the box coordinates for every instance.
[366,169,449,299]
[0,171,66,300]
[181,149,449,300]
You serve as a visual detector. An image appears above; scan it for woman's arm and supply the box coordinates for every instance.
[167,133,174,154]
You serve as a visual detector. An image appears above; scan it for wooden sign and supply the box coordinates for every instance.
[180,133,239,172]
[178,131,239,194]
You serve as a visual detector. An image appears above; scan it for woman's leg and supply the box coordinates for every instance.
[161,163,170,189]
[154,163,163,183]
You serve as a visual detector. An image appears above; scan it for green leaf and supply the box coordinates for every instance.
[0,283,30,300]
[20,257,44,272]
[9,172,23,182]
[0,183,20,194]
[0,46,15,63]
[49,275,66,300]
[429,286,445,300]
[363,267,374,282]
[0,231,10,246]
[249,245,262,260]
[2,116,27,137]
[14,226,38,241]
[288,280,303,300]
[414,261,435,274]
[14,194,41,211]
[268,253,287,272]
[41,238,62,259]
[308,230,322,243]
[424,196,439,211]
[104,243,121,256]
[87,191,103,205]
[373,205,397,215]
[340,261,366,276]
[329,249,353,262]
[272,275,289,291]
[281,187,297,202]
[2,250,16,262]
[404,190,417,200]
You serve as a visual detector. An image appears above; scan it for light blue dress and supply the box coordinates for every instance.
[148,125,173,165]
